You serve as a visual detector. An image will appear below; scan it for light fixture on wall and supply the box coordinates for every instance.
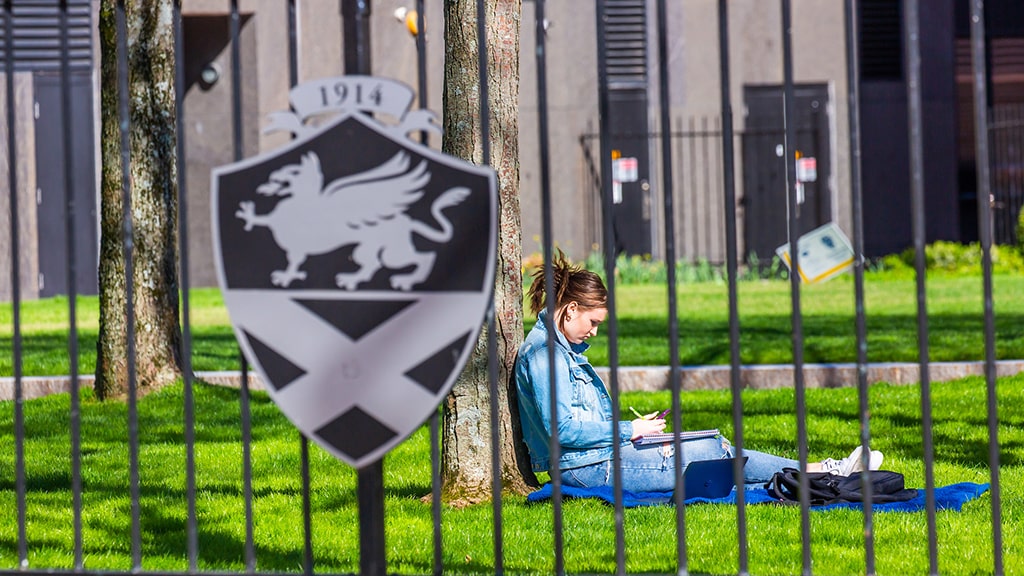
[393,7,419,37]
[199,62,221,89]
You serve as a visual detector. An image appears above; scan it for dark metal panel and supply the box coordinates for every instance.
[32,71,97,298]
[860,0,959,256]
[859,81,913,256]
[607,89,652,256]
[741,85,831,265]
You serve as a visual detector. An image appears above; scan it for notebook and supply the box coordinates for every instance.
[633,428,720,446]
[682,456,748,499]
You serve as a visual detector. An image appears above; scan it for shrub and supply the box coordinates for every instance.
[1018,208,1024,254]
[523,251,788,286]
[880,240,1024,275]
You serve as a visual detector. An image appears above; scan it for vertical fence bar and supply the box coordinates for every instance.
[717,2,749,573]
[969,2,1004,574]
[113,0,142,567]
[3,0,28,567]
[652,1,687,572]
[474,0,504,573]
[671,115,679,259]
[300,434,315,576]
[780,2,812,573]
[228,0,257,571]
[1012,106,1023,245]
[1005,105,1023,245]
[701,116,712,261]
[411,4,443,575]
[990,107,1004,241]
[171,0,199,569]
[714,117,724,264]
[284,5,317,576]
[536,1,564,572]
[843,0,877,573]
[594,2,626,573]
[1013,104,1021,245]
[903,2,939,573]
[339,3,387,575]
[59,0,83,566]
[688,117,699,261]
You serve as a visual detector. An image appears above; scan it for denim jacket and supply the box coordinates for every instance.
[515,310,633,472]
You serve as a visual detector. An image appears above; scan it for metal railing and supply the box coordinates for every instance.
[1,0,1009,575]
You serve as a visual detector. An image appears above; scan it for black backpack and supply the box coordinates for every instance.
[766,467,918,506]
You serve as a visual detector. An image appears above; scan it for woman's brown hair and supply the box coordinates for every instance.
[526,250,607,317]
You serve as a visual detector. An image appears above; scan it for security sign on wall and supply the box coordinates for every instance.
[211,76,497,468]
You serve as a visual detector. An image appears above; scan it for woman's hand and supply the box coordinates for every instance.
[629,416,666,440]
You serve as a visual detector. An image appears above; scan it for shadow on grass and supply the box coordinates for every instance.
[2,361,1021,570]
[526,312,1024,366]
[3,311,1023,377]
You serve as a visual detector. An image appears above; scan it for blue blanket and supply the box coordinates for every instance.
[527,482,990,512]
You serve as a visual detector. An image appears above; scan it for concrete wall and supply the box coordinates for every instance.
[654,0,852,261]
[2,0,862,294]
[0,72,40,302]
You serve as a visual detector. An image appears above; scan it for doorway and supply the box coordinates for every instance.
[741,84,832,265]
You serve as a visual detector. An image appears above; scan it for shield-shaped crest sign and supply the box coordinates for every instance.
[211,76,497,468]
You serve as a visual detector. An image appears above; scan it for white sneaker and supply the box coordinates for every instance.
[821,446,884,476]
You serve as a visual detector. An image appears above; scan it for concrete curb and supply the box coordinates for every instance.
[2,361,1023,401]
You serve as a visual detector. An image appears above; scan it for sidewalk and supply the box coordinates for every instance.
[3,360,1023,401]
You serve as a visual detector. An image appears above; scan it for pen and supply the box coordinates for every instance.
[629,406,644,419]
[656,408,670,420]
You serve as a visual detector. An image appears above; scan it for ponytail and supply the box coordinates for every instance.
[526,250,607,317]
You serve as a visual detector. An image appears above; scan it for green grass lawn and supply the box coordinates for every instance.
[0,272,1021,573]
[1,273,1023,376]
[0,375,1018,574]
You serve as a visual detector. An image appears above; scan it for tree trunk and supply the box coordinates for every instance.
[95,0,183,400]
[441,0,537,505]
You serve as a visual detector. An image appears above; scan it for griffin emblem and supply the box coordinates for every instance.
[234,151,469,290]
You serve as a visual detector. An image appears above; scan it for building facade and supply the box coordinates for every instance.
[2,0,1022,300]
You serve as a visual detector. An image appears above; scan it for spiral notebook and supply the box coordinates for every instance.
[633,428,720,446]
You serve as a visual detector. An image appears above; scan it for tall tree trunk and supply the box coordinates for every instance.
[95,0,183,400]
[441,0,537,505]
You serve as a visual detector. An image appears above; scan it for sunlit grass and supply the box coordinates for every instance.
[2,274,1024,377]
[0,375,1019,574]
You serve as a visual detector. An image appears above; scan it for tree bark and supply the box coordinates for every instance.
[441,0,537,505]
[95,0,183,400]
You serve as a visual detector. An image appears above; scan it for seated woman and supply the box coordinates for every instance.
[514,253,882,493]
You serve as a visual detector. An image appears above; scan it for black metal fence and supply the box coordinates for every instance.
[0,0,1011,575]
[582,109,1024,266]
[991,103,1024,246]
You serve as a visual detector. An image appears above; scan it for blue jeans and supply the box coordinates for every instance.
[559,435,797,493]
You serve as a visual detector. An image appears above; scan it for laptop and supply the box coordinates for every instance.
[682,456,748,499]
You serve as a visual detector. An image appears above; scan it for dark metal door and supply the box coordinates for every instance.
[608,89,653,256]
[33,71,98,297]
[741,84,832,265]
